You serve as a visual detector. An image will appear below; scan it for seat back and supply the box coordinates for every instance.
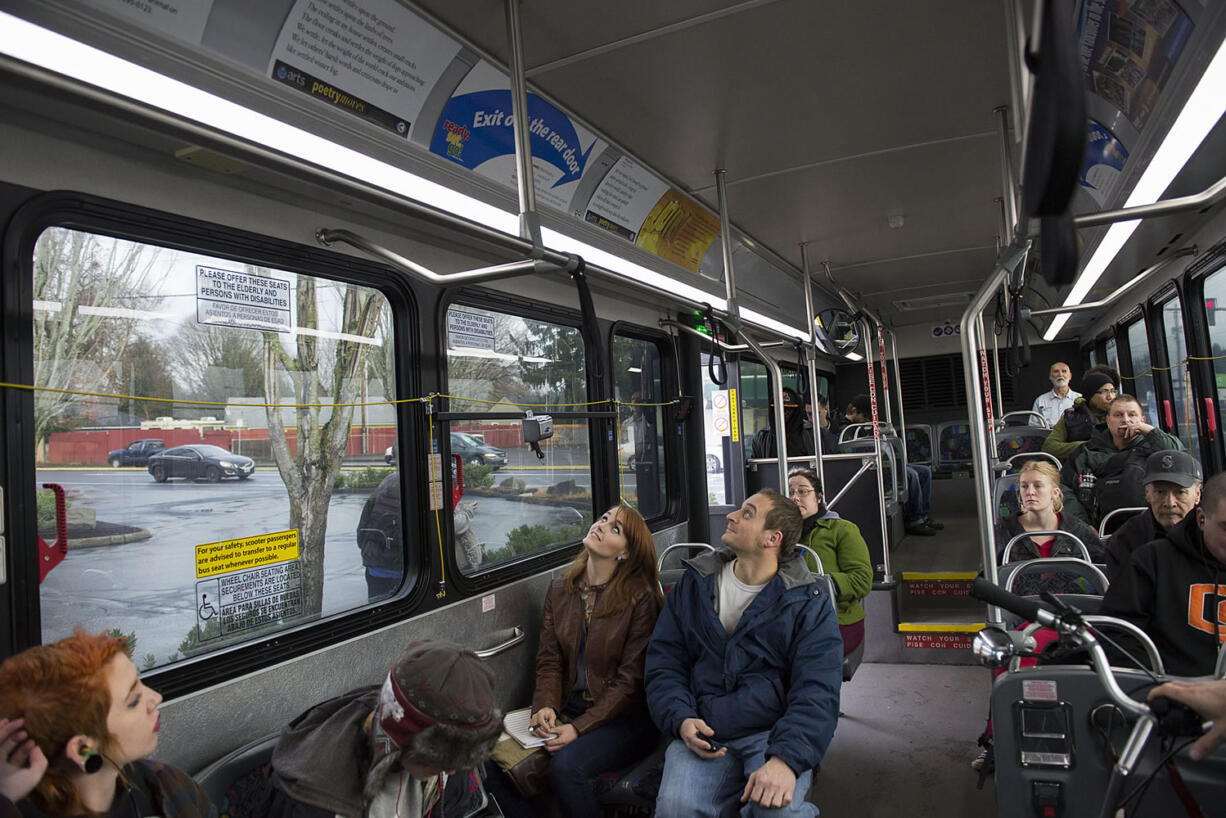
[657,542,715,572]
[1098,506,1146,538]
[993,472,1021,521]
[995,426,1050,465]
[794,545,862,681]
[1000,558,1109,597]
[904,424,935,468]
[936,421,973,473]
[1000,530,1091,564]
[194,732,279,813]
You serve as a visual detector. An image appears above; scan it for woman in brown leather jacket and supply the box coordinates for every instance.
[526,504,663,814]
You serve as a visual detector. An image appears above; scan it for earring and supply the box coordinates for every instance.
[616,554,626,561]
[80,748,103,774]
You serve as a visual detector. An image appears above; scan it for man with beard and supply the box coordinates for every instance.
[1031,362,1080,427]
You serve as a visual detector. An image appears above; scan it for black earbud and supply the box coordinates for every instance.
[80,748,103,774]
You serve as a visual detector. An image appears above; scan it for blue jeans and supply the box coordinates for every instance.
[549,695,659,815]
[905,464,932,523]
[655,731,818,817]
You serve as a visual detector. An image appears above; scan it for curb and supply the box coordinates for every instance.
[65,527,153,550]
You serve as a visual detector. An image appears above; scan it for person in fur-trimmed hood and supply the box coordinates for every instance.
[261,641,502,818]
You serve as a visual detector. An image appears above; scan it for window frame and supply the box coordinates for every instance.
[1,191,431,696]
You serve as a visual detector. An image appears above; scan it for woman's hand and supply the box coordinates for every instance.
[0,718,47,803]
[529,707,557,736]
[543,723,578,753]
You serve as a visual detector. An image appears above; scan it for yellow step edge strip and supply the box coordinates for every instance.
[897,622,985,633]
[901,571,979,581]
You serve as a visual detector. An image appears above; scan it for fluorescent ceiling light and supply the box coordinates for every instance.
[739,308,810,342]
[627,366,642,373]
[0,12,518,237]
[78,305,178,321]
[293,326,380,345]
[845,352,864,361]
[446,347,552,364]
[1044,33,1226,341]
[32,300,63,312]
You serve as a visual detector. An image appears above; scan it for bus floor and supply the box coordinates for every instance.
[894,476,985,575]
[806,662,995,816]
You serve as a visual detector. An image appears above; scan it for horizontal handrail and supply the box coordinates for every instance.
[1072,175,1226,229]
[474,626,525,659]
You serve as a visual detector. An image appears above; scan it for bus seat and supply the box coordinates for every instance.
[1098,506,1146,538]
[1007,614,1163,675]
[1000,558,1109,597]
[992,473,1021,521]
[194,732,279,813]
[593,736,668,814]
[659,568,687,595]
[904,424,935,469]
[995,427,1050,464]
[796,545,862,681]
[657,542,714,571]
[1001,593,1103,631]
[935,421,973,475]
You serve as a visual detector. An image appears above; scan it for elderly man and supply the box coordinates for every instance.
[1031,362,1080,427]
[1042,365,1119,459]
[1102,473,1226,677]
[1104,449,1202,579]
[1059,394,1182,527]
[646,489,842,817]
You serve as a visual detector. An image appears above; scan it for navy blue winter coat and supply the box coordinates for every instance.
[644,548,843,775]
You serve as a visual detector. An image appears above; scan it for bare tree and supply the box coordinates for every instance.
[263,277,384,615]
[32,229,161,449]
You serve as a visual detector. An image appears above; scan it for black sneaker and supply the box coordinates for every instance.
[924,517,945,530]
[906,521,937,536]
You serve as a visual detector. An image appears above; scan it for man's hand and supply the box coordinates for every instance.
[679,717,726,759]
[1149,680,1226,760]
[0,719,48,803]
[741,757,796,808]
[543,723,578,753]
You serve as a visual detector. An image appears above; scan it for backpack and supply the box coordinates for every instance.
[356,473,401,571]
[1062,402,1096,442]
[1087,446,1150,526]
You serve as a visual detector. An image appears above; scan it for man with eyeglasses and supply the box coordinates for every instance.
[1041,366,1120,460]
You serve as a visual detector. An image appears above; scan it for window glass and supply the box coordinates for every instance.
[1202,270,1226,454]
[612,335,667,518]
[1105,337,1119,373]
[1089,346,1099,367]
[1161,296,1199,456]
[739,360,770,448]
[444,306,591,574]
[32,227,402,670]
[700,354,731,506]
[1125,319,1158,422]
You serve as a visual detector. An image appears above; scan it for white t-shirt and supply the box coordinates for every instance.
[718,560,766,635]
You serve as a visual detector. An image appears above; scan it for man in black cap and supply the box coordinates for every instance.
[1102,473,1226,677]
[750,387,814,460]
[261,640,503,817]
[1104,449,1202,579]
[1042,365,1119,459]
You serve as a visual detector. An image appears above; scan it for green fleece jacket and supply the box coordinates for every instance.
[799,511,872,625]
[1041,397,1106,459]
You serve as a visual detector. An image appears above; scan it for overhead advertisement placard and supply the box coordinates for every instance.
[429,61,606,212]
[1077,0,1193,133]
[585,157,721,273]
[1080,120,1130,206]
[268,0,462,138]
[74,0,215,44]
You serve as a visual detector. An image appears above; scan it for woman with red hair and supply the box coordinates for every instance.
[0,629,216,817]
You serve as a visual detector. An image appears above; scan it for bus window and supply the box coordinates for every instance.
[1105,337,1119,373]
[31,227,403,670]
[1159,296,1199,455]
[740,360,770,444]
[612,334,667,519]
[1202,269,1226,444]
[444,305,591,574]
[1125,319,1158,423]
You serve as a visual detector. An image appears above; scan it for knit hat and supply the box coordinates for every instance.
[1143,450,1203,488]
[366,641,501,795]
[1081,371,1116,396]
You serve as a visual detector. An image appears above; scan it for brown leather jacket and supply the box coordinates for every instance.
[531,577,660,735]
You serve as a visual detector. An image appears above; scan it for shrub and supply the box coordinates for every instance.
[36,489,71,529]
[463,463,495,488]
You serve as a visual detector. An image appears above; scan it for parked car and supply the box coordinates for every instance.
[107,438,165,467]
[384,444,396,465]
[148,444,254,483]
[450,431,507,469]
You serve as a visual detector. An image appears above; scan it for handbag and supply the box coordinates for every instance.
[490,734,551,798]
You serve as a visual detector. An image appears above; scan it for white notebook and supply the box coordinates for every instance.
[503,707,556,749]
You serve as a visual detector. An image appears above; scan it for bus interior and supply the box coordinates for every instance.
[2,0,1226,815]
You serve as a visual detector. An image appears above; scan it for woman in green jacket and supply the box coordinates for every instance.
[788,467,873,655]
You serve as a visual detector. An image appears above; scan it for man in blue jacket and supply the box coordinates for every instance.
[646,488,843,817]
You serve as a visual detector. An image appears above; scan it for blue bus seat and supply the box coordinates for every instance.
[993,472,1021,521]
[935,421,973,475]
[1098,506,1146,538]
[796,544,863,682]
